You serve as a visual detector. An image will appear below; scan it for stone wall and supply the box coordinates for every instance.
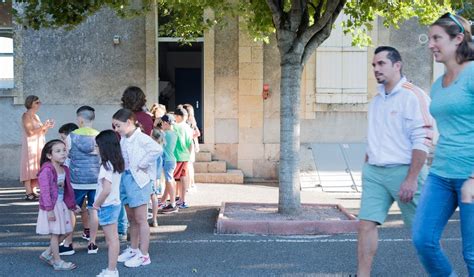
[0,8,148,180]
[14,8,147,104]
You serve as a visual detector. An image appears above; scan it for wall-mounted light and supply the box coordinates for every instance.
[262,83,270,100]
[418,34,428,45]
[113,35,121,45]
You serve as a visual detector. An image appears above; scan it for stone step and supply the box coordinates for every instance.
[195,151,212,162]
[194,161,227,173]
[198,144,214,152]
[195,170,244,184]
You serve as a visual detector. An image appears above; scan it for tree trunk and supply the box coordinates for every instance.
[278,59,303,215]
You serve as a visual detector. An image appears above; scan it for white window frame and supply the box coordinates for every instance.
[0,27,14,89]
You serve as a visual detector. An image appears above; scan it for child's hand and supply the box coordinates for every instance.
[461,178,474,203]
[47,211,56,222]
[45,119,55,129]
[72,205,82,214]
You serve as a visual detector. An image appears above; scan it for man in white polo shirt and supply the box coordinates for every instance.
[357,46,434,277]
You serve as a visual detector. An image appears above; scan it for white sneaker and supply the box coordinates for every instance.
[96,268,119,277]
[117,247,138,263]
[124,253,151,268]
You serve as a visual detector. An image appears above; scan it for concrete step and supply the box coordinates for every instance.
[194,161,227,173]
[195,151,212,162]
[195,170,244,184]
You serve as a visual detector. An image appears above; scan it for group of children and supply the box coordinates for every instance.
[35,95,199,276]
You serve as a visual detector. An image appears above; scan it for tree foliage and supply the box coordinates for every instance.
[14,0,470,47]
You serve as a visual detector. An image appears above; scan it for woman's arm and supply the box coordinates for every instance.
[22,114,53,136]
[22,114,45,136]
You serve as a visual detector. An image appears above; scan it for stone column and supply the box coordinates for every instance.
[203,9,216,146]
[237,25,264,177]
[145,7,158,103]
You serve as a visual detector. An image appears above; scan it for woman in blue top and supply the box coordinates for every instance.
[412,13,474,277]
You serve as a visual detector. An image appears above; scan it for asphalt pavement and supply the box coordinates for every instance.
[0,180,467,276]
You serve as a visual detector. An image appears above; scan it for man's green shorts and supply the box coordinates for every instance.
[358,163,427,227]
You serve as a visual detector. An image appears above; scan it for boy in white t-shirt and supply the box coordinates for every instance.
[92,130,125,277]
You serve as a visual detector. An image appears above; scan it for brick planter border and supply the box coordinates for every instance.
[216,202,358,235]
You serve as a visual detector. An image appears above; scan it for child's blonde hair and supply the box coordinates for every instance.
[150,103,167,120]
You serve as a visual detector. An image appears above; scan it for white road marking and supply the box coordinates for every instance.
[0,237,462,248]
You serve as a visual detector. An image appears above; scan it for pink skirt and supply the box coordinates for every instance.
[36,200,73,235]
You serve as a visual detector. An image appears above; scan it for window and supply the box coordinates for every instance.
[0,0,13,89]
[315,13,368,104]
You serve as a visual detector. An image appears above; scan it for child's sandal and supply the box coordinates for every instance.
[39,251,53,266]
[53,260,77,271]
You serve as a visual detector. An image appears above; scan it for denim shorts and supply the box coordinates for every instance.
[120,170,152,208]
[74,189,96,208]
[163,160,176,182]
[156,155,163,178]
[98,204,121,226]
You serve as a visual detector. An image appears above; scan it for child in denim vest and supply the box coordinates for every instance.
[60,106,100,255]
[36,139,80,271]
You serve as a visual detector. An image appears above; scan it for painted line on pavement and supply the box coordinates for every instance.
[0,237,462,248]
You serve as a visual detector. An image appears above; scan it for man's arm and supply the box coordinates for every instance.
[398,149,427,203]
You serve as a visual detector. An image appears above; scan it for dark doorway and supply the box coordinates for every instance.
[158,41,203,141]
[175,68,202,138]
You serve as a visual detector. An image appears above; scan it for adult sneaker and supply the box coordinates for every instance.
[117,247,138,263]
[124,253,151,268]
[88,242,99,254]
[160,204,178,214]
[59,243,75,256]
[96,268,119,277]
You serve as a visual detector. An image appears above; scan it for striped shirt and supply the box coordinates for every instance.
[366,77,434,167]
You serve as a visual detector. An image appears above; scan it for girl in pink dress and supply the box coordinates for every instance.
[20,95,54,200]
[36,139,80,271]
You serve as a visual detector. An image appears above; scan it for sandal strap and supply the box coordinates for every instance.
[53,260,76,270]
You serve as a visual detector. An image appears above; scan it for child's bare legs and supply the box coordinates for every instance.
[103,223,119,271]
[166,180,176,206]
[126,206,138,249]
[63,213,75,246]
[176,180,181,201]
[161,185,169,204]
[50,234,68,263]
[63,203,89,246]
[188,162,195,187]
[127,205,150,255]
[88,208,98,245]
[178,176,189,204]
[150,193,158,225]
[82,202,90,230]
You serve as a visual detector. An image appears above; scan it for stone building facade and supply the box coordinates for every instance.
[0,5,438,180]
